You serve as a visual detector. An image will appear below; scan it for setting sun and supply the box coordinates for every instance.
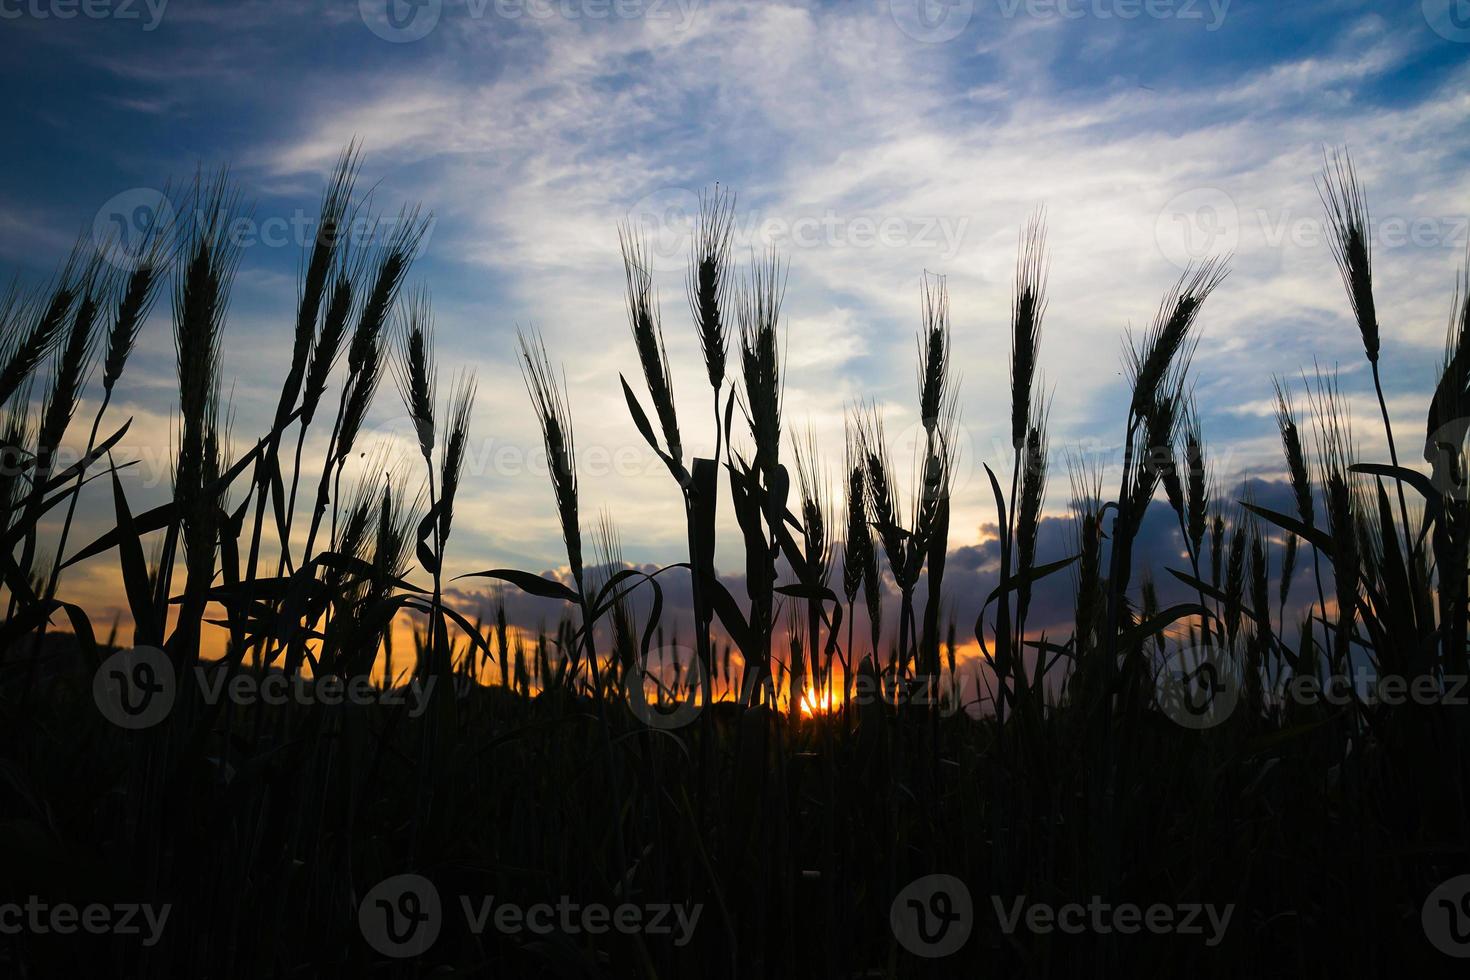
[799,690,835,717]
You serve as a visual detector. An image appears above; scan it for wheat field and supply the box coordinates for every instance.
[1,145,1468,977]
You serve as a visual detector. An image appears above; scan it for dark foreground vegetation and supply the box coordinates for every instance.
[1,147,1468,977]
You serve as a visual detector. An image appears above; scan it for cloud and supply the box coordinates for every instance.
[445,472,1320,681]
[1,0,1466,615]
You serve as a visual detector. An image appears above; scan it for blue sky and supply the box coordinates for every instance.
[2,0,1468,631]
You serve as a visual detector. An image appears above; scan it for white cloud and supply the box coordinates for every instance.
[21,1,1470,579]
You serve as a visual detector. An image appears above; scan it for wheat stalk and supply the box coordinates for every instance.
[0,253,82,406]
[1318,149,1413,566]
[518,328,583,591]
[620,227,682,466]
[438,372,476,548]
[918,272,951,435]
[1308,366,1359,672]
[169,169,242,662]
[393,286,437,467]
[1010,209,1048,450]
[689,184,735,395]
[1127,260,1227,419]
[738,250,786,476]
[1318,149,1378,364]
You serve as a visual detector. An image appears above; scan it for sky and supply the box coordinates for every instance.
[1,0,1468,657]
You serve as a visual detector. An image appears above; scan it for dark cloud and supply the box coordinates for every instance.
[448,476,1321,661]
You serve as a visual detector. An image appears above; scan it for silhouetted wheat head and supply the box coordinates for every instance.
[3,146,1469,980]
